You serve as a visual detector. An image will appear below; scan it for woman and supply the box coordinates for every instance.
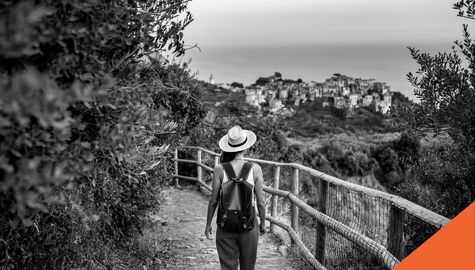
[205,126,266,270]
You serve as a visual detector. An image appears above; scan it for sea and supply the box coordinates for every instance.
[183,42,455,102]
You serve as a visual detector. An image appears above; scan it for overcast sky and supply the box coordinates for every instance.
[184,0,466,48]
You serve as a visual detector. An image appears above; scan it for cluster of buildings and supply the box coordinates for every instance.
[234,73,393,114]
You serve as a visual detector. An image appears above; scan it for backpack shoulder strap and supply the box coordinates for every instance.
[221,162,237,181]
[237,162,253,182]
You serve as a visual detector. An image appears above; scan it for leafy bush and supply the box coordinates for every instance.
[231,82,244,88]
[393,0,475,247]
[374,147,399,173]
[395,145,473,254]
[0,1,203,269]
[354,151,379,175]
[396,145,473,219]
[329,106,348,119]
[365,132,421,188]
[395,0,475,204]
[391,6,475,252]
[390,132,421,169]
[285,101,395,137]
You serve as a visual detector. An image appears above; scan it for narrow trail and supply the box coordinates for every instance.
[152,187,303,270]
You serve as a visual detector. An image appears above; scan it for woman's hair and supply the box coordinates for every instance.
[220,151,243,163]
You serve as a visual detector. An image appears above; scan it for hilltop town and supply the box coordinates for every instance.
[210,72,397,115]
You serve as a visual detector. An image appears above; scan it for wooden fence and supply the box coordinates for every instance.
[172,146,450,270]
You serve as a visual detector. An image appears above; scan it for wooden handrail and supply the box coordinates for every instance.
[264,186,399,269]
[179,146,449,228]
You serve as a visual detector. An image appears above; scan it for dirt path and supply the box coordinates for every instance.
[152,187,303,270]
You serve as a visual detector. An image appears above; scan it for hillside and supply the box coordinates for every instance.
[284,100,399,137]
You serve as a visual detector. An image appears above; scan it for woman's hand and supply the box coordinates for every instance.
[259,223,267,235]
[205,225,213,240]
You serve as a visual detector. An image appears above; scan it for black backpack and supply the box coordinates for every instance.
[217,162,256,233]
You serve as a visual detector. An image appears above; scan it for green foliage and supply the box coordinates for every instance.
[255,77,270,86]
[354,151,380,175]
[375,147,399,172]
[243,118,288,161]
[284,132,419,189]
[369,133,420,188]
[394,0,475,214]
[151,62,207,132]
[391,2,475,252]
[396,145,473,219]
[215,91,258,117]
[313,143,379,177]
[300,146,342,178]
[230,82,244,88]
[395,145,473,254]
[402,2,475,154]
[405,43,475,151]
[392,91,412,105]
[454,0,475,18]
[0,1,203,269]
[329,106,348,119]
[0,0,192,83]
[286,101,392,137]
[280,144,304,163]
[390,132,421,169]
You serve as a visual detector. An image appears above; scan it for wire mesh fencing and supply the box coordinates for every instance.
[293,169,443,269]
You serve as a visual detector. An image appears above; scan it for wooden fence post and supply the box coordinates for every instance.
[271,165,280,233]
[196,149,202,190]
[315,179,328,265]
[174,148,179,187]
[291,167,299,242]
[387,205,406,260]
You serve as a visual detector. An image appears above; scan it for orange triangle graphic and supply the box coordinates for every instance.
[394,201,475,270]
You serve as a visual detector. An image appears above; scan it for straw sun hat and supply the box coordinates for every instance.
[218,126,257,152]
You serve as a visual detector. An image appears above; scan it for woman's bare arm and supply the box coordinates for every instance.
[253,164,266,233]
[205,164,222,239]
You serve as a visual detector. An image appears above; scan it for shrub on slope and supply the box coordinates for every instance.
[0,1,205,269]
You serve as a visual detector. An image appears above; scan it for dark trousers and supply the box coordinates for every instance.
[216,225,259,270]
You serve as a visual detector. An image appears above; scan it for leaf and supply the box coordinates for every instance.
[22,218,34,227]
[79,73,93,81]
[28,7,56,23]
[105,103,116,110]
[146,160,161,171]
[0,116,12,127]
[80,142,91,149]
[82,152,94,162]
[84,101,92,109]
